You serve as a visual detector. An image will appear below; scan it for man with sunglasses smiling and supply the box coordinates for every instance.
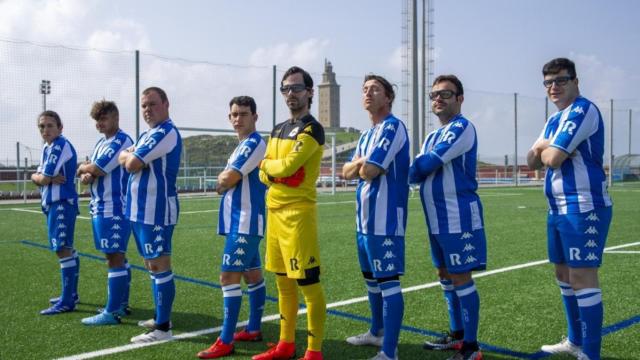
[255,66,326,360]
[409,75,485,360]
[528,58,612,360]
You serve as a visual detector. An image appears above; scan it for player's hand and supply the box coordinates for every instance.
[80,173,94,185]
[52,174,66,184]
[532,139,551,156]
[273,166,305,187]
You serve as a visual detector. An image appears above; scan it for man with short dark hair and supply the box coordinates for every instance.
[254,66,326,360]
[77,100,134,325]
[528,58,612,360]
[410,74,485,360]
[32,110,80,315]
[119,87,182,343]
[197,96,267,359]
[342,74,409,360]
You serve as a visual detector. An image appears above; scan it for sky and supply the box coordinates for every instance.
[1,0,639,165]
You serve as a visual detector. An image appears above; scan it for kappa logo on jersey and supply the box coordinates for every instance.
[385,263,396,271]
[383,251,396,259]
[572,106,584,115]
[585,226,598,235]
[112,243,120,249]
[157,128,166,134]
[442,131,457,144]
[232,259,244,266]
[382,238,394,246]
[238,145,251,157]
[114,139,122,145]
[102,147,115,158]
[308,256,316,265]
[48,154,58,164]
[384,123,396,132]
[584,239,598,248]
[111,224,121,230]
[57,205,64,211]
[154,234,163,242]
[59,232,67,238]
[585,252,599,261]
[586,213,600,221]
[111,233,121,240]
[157,245,164,253]
[57,223,66,229]
[235,236,248,244]
[248,137,258,144]
[54,145,62,151]
[463,243,475,252]
[113,216,122,221]
[288,127,300,137]
[452,121,464,128]
[460,232,473,240]
[465,255,477,264]
[57,214,65,220]
[234,248,245,255]
[153,225,163,232]
[561,121,577,135]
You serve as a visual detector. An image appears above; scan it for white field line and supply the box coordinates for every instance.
[10,208,91,220]
[55,239,640,360]
[605,250,640,254]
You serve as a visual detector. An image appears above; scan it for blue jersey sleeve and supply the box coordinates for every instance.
[134,125,178,164]
[95,133,133,173]
[230,135,266,176]
[42,138,73,177]
[367,119,407,170]
[551,100,599,154]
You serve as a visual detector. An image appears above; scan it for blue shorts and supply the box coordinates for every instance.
[429,229,487,274]
[131,222,174,259]
[92,215,131,254]
[356,232,405,278]
[220,233,262,272]
[46,200,78,251]
[547,207,612,268]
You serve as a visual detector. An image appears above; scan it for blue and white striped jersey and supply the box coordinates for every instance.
[410,114,484,235]
[354,114,410,236]
[37,135,78,208]
[218,132,267,237]
[537,96,612,214]
[126,119,182,225]
[89,130,134,217]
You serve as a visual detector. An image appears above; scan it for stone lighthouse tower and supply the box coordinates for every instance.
[318,59,340,129]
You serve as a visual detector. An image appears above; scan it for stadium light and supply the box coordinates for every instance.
[40,80,51,111]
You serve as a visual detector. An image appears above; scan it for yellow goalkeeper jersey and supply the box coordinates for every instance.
[259,114,325,209]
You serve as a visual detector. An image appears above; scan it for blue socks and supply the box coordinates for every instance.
[220,284,243,344]
[557,280,582,346]
[106,266,128,313]
[122,259,131,308]
[455,280,480,345]
[72,250,80,299]
[59,254,78,306]
[576,288,603,360]
[153,270,175,326]
[247,279,266,332]
[379,280,404,359]
[441,279,463,333]
[366,278,384,336]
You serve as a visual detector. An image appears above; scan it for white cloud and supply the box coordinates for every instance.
[570,52,631,102]
[86,19,151,51]
[248,38,330,69]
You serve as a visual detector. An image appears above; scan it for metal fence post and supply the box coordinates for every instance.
[514,92,519,186]
[608,99,613,187]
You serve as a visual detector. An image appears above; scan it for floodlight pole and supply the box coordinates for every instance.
[40,80,51,112]
[629,109,632,156]
[608,99,613,187]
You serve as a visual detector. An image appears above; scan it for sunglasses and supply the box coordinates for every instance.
[543,76,575,88]
[280,84,308,94]
[429,90,457,100]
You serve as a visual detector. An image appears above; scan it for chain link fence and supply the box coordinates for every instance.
[2,39,639,200]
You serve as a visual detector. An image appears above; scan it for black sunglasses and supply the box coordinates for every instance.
[429,90,457,100]
[280,84,308,94]
[543,76,575,88]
